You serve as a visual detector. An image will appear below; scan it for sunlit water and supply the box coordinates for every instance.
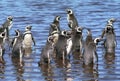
[0,0,120,81]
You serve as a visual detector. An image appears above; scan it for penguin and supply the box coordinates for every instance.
[101,18,116,53]
[39,35,55,65]
[22,25,35,48]
[83,28,102,73]
[66,8,78,30]
[2,16,13,39]
[55,30,72,60]
[11,29,23,64]
[49,16,61,35]
[71,27,83,54]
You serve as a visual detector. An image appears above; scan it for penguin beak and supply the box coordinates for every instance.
[57,16,61,20]
[65,9,70,14]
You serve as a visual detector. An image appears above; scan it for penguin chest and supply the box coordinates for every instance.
[23,34,33,47]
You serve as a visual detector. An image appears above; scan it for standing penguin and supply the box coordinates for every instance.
[49,16,61,35]
[2,16,13,39]
[11,29,23,65]
[55,30,72,60]
[66,8,78,30]
[22,25,35,48]
[71,27,83,54]
[83,29,102,73]
[101,18,116,53]
[39,35,55,65]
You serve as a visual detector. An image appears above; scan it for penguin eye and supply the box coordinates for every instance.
[1,32,5,37]
[61,31,67,36]
[68,10,72,14]
[56,16,60,21]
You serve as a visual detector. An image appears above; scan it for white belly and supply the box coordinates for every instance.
[23,34,33,48]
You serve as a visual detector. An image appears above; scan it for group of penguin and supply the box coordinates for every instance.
[0,16,35,65]
[39,8,116,73]
[0,9,116,73]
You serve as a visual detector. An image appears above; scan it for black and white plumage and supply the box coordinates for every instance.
[39,35,55,64]
[83,29,102,72]
[11,29,23,63]
[22,25,35,48]
[2,16,13,39]
[52,16,61,32]
[49,16,61,35]
[66,8,78,30]
[71,27,83,54]
[107,18,116,26]
[101,18,116,53]
[55,30,72,60]
[49,24,59,36]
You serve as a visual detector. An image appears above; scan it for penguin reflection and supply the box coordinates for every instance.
[11,56,24,81]
[39,63,55,81]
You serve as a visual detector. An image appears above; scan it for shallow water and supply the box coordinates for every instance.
[0,0,120,81]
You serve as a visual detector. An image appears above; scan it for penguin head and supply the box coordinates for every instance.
[7,16,13,21]
[105,25,114,33]
[86,28,92,36]
[55,16,61,21]
[66,30,72,38]
[25,25,32,31]
[47,35,55,44]
[107,18,116,25]
[108,18,116,23]
[0,32,5,38]
[61,30,67,36]
[76,27,82,34]
[66,8,73,14]
[94,37,103,45]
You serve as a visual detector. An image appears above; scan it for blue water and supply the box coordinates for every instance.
[0,0,120,81]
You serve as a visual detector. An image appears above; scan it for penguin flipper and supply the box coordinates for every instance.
[31,34,36,46]
[101,29,105,38]
[68,21,73,29]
